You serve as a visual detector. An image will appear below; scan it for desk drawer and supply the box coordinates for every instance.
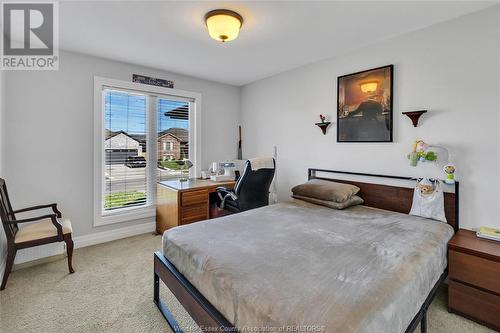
[181,190,208,206]
[449,250,500,294]
[181,214,208,225]
[449,279,500,330]
[181,203,208,224]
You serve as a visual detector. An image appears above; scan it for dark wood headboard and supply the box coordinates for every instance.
[308,169,459,232]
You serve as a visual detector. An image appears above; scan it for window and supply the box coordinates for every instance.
[104,90,148,211]
[162,142,173,151]
[157,98,190,181]
[94,77,201,225]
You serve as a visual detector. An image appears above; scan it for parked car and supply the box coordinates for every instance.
[125,156,146,168]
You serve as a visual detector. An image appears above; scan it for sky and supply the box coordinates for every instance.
[104,90,188,135]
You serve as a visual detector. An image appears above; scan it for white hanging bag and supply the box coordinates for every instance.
[409,178,447,222]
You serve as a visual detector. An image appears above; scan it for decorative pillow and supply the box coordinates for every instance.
[291,179,360,203]
[292,194,364,210]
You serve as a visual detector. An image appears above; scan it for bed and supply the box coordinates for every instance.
[154,169,459,333]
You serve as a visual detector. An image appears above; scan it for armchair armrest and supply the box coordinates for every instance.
[13,203,62,218]
[5,214,63,240]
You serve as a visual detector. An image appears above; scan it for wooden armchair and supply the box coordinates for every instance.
[0,178,74,290]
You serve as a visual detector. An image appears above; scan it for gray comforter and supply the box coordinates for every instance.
[162,200,454,333]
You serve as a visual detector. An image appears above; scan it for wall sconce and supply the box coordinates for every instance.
[360,81,378,93]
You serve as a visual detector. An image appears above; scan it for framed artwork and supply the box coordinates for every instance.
[337,65,393,142]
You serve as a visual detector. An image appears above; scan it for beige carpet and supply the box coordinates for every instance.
[0,233,495,333]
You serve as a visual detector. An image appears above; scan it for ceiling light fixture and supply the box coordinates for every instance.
[204,9,243,43]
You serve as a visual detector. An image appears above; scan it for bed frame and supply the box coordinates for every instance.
[154,169,460,333]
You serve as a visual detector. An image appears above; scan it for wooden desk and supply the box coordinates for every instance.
[156,179,235,234]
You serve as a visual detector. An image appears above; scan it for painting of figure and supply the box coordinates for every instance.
[337,65,393,142]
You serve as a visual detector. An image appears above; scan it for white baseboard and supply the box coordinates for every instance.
[0,234,7,283]
[74,221,155,248]
[14,221,156,265]
[0,257,5,283]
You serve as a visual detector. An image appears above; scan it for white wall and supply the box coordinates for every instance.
[3,50,240,239]
[0,68,6,275]
[241,7,500,230]
[0,68,4,177]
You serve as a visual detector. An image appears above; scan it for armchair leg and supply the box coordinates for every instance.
[1,246,17,290]
[64,236,75,274]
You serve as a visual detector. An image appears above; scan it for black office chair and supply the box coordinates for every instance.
[216,158,275,214]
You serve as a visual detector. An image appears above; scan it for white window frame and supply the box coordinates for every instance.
[93,76,201,226]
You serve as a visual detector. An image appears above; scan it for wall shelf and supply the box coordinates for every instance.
[315,122,331,135]
[403,110,427,127]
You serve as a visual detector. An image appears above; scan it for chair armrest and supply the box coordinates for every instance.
[216,187,238,209]
[13,203,62,218]
[216,187,234,194]
[5,214,63,240]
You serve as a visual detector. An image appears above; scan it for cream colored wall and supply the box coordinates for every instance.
[0,67,6,277]
[3,51,241,239]
[240,7,500,231]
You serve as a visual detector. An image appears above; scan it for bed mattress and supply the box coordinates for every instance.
[162,199,454,333]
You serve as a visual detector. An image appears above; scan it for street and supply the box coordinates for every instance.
[104,164,185,193]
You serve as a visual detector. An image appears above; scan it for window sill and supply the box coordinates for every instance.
[94,205,156,227]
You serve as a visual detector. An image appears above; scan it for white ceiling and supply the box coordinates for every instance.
[59,1,495,86]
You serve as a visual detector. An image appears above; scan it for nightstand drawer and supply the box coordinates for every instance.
[449,250,500,294]
[449,280,500,330]
[181,190,208,206]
